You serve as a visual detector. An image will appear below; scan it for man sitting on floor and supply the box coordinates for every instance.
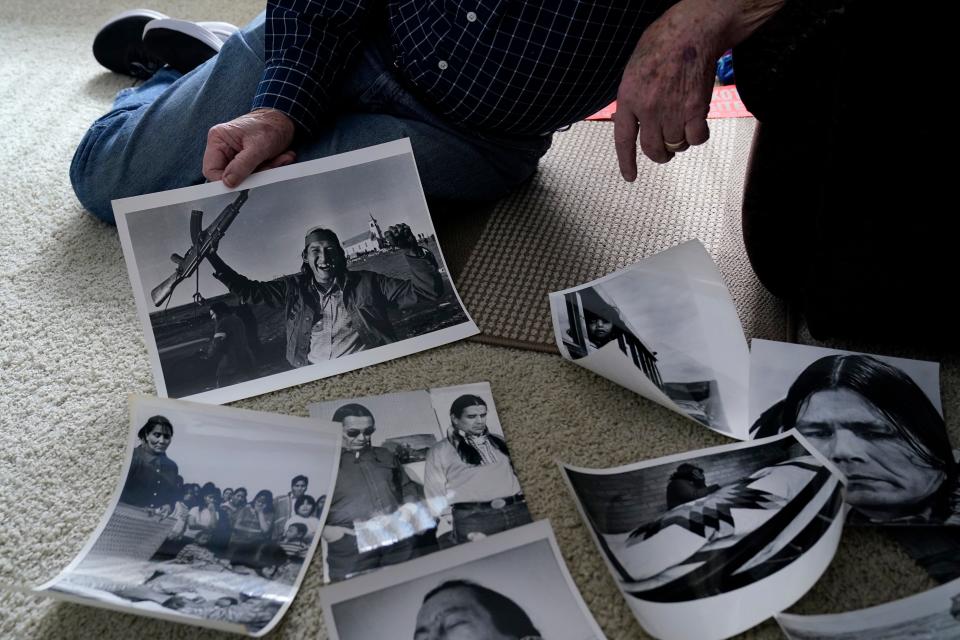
[73,0,785,225]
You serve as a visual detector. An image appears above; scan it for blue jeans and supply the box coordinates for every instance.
[71,12,552,224]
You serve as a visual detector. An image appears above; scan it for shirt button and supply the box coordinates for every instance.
[466,11,477,22]
[438,60,448,70]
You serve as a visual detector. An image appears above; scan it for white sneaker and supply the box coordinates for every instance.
[142,18,237,75]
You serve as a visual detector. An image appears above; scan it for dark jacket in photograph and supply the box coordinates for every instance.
[212,253,442,367]
[327,447,420,528]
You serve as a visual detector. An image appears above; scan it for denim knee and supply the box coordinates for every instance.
[69,121,117,225]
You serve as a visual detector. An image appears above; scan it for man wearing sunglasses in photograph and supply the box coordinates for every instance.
[322,403,420,581]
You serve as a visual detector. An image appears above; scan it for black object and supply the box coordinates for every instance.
[734,3,954,347]
[142,18,222,75]
[92,9,168,79]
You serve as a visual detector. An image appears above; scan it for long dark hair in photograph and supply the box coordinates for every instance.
[751,354,957,518]
[449,394,509,466]
[252,489,275,514]
[137,415,174,442]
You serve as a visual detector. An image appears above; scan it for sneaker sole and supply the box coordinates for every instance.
[92,9,169,77]
[142,18,223,75]
[197,21,240,43]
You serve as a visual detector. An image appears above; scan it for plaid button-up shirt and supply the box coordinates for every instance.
[253,0,672,135]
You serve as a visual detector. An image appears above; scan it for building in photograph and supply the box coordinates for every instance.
[343,214,386,258]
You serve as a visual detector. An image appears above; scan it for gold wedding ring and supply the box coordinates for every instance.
[664,139,688,152]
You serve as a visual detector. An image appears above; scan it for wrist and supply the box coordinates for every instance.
[250,108,297,139]
[722,0,786,46]
[661,0,785,58]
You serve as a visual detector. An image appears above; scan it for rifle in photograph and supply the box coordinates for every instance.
[150,189,249,307]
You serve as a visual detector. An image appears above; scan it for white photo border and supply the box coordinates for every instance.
[115,139,480,405]
[319,519,607,640]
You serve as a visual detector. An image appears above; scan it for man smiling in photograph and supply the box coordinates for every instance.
[206,225,442,368]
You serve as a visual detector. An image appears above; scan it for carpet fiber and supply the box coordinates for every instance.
[0,2,955,639]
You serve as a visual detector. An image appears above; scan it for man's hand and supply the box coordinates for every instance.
[202,109,298,187]
[614,0,783,176]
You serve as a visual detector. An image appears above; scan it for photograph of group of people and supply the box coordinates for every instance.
[776,575,960,639]
[321,521,606,640]
[561,432,846,640]
[114,140,478,404]
[549,240,750,436]
[749,339,957,526]
[308,382,532,582]
[39,396,341,636]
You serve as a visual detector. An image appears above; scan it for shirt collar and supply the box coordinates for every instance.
[313,277,344,299]
[464,432,489,446]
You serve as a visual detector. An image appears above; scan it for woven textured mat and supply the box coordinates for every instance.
[453,118,787,352]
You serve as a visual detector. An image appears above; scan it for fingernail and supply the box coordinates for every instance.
[223,173,234,187]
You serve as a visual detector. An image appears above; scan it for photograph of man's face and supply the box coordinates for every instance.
[323,528,602,640]
[749,340,953,525]
[302,232,347,287]
[795,387,946,511]
[452,403,488,437]
[414,583,533,640]
[341,415,376,452]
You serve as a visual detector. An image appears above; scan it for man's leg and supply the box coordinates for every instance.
[71,14,268,223]
[72,12,549,224]
[325,535,381,581]
[736,4,953,345]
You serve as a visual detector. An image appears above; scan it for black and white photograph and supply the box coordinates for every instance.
[549,240,749,436]
[749,339,958,526]
[115,139,478,404]
[561,431,846,640]
[320,520,606,640]
[37,395,341,636]
[309,382,531,583]
[776,575,960,639]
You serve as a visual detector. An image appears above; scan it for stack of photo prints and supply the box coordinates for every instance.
[11,141,957,639]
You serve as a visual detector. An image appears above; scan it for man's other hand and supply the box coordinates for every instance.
[614,0,783,176]
[203,109,298,187]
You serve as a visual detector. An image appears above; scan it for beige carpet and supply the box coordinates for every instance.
[0,1,953,639]
[455,117,787,352]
